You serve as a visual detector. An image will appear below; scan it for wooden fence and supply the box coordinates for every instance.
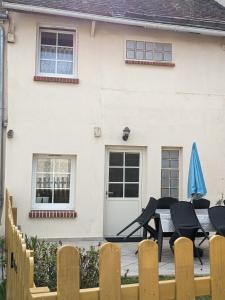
[5,190,225,300]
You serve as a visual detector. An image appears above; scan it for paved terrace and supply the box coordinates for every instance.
[61,237,210,277]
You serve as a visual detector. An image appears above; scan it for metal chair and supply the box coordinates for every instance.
[170,201,208,265]
[157,197,178,209]
[117,197,158,240]
[208,206,225,236]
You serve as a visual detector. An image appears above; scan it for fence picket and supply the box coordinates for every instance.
[57,245,80,300]
[99,243,121,300]
[210,235,225,299]
[138,240,159,300]
[174,237,195,300]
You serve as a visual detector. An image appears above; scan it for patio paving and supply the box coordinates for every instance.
[62,237,210,277]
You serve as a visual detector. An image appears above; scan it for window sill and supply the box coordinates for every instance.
[125,59,175,67]
[29,210,77,219]
[34,76,79,84]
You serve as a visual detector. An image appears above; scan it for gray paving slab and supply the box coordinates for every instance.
[61,237,210,277]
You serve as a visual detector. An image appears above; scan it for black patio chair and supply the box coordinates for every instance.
[117,197,158,240]
[157,197,178,209]
[193,198,210,209]
[192,198,210,246]
[170,201,208,265]
[208,206,225,236]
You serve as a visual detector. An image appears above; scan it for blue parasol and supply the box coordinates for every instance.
[187,142,207,200]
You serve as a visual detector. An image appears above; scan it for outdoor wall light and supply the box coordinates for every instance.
[122,127,131,141]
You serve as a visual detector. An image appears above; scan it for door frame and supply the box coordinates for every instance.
[103,146,146,238]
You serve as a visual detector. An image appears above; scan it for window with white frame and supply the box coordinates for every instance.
[161,149,180,198]
[32,155,75,209]
[126,40,172,62]
[38,28,76,77]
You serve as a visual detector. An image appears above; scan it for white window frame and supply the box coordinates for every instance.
[161,148,181,199]
[32,154,76,210]
[124,39,173,63]
[37,28,77,78]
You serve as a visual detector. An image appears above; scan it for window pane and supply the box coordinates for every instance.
[164,43,172,51]
[162,150,170,159]
[171,170,179,178]
[54,175,70,189]
[58,33,73,47]
[161,177,169,188]
[146,42,153,50]
[170,150,179,159]
[57,47,73,61]
[125,168,139,182]
[41,46,56,60]
[164,52,172,62]
[109,168,123,182]
[57,61,73,75]
[162,159,170,168]
[125,184,139,197]
[109,153,123,166]
[154,51,163,61]
[136,41,145,50]
[54,189,70,203]
[127,40,136,49]
[41,32,57,46]
[170,160,179,168]
[36,189,52,203]
[170,179,179,188]
[171,188,178,198]
[136,50,144,60]
[108,184,123,198]
[146,51,153,60]
[155,43,164,51]
[54,159,71,173]
[161,188,169,197]
[162,169,170,178]
[125,153,139,166]
[36,174,53,189]
[36,159,52,172]
[127,50,135,59]
[40,60,56,74]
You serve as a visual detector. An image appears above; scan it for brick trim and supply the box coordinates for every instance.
[125,59,175,67]
[29,210,77,219]
[34,76,79,84]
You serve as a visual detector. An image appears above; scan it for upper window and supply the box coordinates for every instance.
[32,155,75,209]
[161,149,180,198]
[126,40,172,62]
[38,29,76,78]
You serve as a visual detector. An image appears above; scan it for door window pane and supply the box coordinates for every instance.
[109,152,123,166]
[36,189,52,203]
[125,168,139,182]
[125,153,139,166]
[108,184,123,198]
[125,184,139,197]
[109,168,123,182]
[41,32,57,45]
[54,189,70,203]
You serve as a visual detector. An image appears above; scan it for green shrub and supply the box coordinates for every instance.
[79,245,99,289]
[25,235,61,291]
[25,236,100,290]
[0,279,6,300]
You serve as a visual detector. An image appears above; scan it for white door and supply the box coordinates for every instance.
[104,149,142,237]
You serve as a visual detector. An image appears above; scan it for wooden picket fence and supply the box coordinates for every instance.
[5,190,225,300]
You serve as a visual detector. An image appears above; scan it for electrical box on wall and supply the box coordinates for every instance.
[7,32,15,43]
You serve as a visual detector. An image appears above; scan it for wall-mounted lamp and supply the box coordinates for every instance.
[122,127,131,141]
[7,129,14,139]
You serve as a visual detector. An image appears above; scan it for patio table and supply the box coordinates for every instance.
[155,208,215,261]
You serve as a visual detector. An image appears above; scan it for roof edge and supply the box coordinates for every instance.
[3,1,225,37]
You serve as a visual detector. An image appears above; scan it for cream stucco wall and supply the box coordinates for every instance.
[2,12,225,238]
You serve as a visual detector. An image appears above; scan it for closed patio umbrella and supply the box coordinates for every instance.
[187,142,207,200]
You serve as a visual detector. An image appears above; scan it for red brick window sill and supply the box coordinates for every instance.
[29,210,77,219]
[125,59,175,67]
[34,76,79,84]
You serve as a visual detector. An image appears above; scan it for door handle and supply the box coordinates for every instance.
[106,191,114,196]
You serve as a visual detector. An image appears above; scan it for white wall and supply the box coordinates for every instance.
[3,12,225,238]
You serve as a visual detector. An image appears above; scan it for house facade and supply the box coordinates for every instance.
[1,0,225,239]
